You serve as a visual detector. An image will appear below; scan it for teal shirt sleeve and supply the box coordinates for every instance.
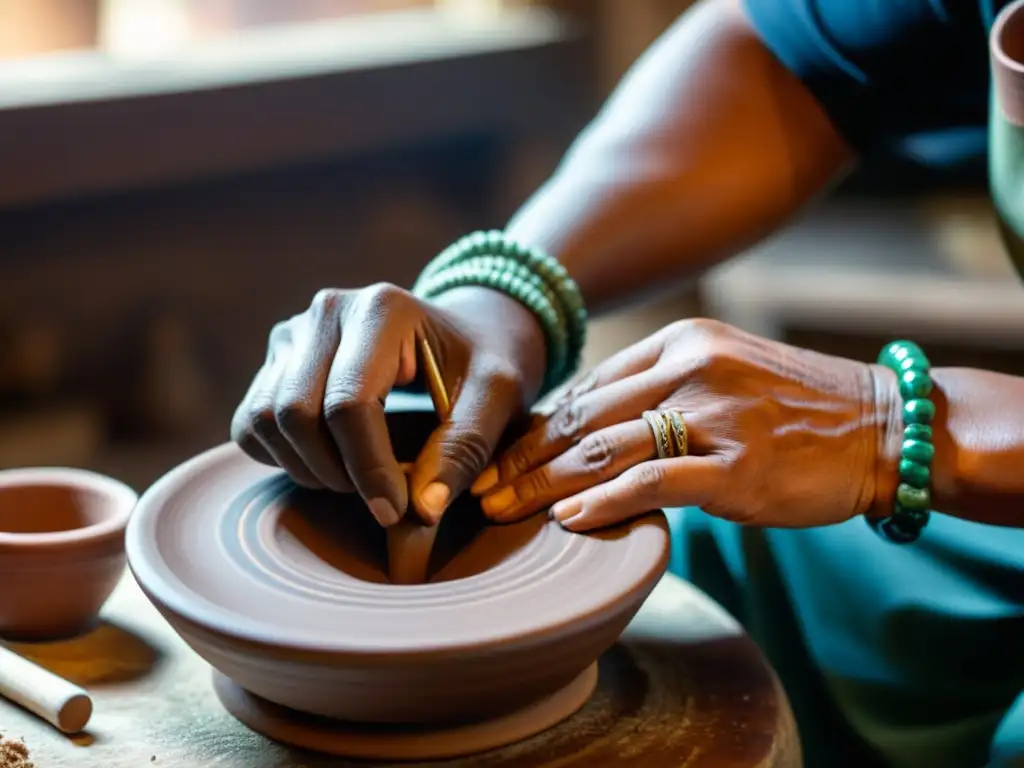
[742,0,993,156]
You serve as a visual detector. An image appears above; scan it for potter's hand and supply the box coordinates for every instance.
[472,319,897,531]
[231,285,546,527]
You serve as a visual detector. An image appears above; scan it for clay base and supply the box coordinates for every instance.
[213,663,598,761]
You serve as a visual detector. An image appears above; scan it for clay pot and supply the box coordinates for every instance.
[127,399,670,729]
[990,0,1024,276]
[0,468,137,640]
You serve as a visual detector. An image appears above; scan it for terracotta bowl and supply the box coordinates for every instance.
[126,401,671,726]
[0,467,138,640]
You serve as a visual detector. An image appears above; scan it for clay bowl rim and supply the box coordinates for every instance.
[126,442,672,660]
[0,467,137,554]
[992,0,1024,74]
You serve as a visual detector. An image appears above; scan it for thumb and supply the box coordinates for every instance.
[410,364,521,525]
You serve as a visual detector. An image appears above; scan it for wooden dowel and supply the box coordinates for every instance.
[417,334,450,419]
[0,644,92,734]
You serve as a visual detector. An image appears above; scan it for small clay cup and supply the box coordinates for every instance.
[0,467,137,640]
[990,0,1024,275]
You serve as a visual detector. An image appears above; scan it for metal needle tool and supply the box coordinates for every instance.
[387,333,451,585]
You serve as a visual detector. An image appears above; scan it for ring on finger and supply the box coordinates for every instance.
[642,410,672,459]
[642,409,688,459]
[663,409,688,457]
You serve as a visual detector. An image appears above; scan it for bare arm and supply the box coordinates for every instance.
[503,0,1024,528]
[503,0,1024,529]
[876,368,1024,529]
[505,0,854,314]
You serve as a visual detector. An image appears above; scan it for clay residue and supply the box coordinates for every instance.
[386,518,438,585]
[0,738,33,768]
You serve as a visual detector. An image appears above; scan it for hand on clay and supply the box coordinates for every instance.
[231,285,547,527]
[471,318,900,531]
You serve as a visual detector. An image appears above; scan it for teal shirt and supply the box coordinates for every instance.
[744,0,1003,162]
[684,4,1024,766]
[745,0,1024,273]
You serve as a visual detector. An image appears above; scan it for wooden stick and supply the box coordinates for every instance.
[416,334,451,419]
[0,644,92,734]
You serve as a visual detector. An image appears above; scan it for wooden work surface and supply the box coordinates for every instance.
[2,571,800,767]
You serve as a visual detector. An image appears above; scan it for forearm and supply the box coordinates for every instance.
[877,367,1024,528]
[505,0,854,315]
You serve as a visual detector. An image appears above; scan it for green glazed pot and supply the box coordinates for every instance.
[990,0,1024,276]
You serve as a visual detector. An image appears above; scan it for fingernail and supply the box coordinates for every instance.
[481,486,517,518]
[419,482,451,520]
[559,513,585,530]
[471,465,499,495]
[550,500,580,522]
[368,497,400,527]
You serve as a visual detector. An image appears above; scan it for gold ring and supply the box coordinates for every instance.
[663,409,688,457]
[642,410,672,460]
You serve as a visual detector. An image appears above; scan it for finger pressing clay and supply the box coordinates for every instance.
[386,516,439,585]
[382,336,451,586]
[0,644,92,734]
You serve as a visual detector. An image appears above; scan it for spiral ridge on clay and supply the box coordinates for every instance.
[222,475,584,607]
[127,443,670,655]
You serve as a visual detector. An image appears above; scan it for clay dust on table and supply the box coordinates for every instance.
[0,738,33,768]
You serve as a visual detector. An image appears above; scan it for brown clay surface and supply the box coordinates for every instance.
[125,436,670,727]
[993,0,1024,126]
[386,516,440,585]
[213,663,599,760]
[4,571,799,767]
[0,485,107,534]
[0,468,136,640]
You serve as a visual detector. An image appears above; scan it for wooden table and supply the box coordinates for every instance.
[2,571,800,767]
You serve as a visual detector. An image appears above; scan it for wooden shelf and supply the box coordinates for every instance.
[0,7,564,109]
[0,6,586,208]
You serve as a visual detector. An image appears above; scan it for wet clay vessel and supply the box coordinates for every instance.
[126,403,670,760]
[0,467,137,640]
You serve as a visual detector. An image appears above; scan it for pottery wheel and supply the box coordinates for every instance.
[210,578,800,767]
[213,663,598,761]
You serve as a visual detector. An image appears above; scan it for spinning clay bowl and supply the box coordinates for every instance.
[0,467,138,640]
[126,399,670,753]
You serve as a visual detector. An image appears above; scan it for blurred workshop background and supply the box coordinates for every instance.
[0,0,1021,491]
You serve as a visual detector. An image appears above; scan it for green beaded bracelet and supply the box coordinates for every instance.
[413,230,588,394]
[414,256,570,393]
[419,253,568,341]
[869,340,935,543]
[417,231,587,365]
